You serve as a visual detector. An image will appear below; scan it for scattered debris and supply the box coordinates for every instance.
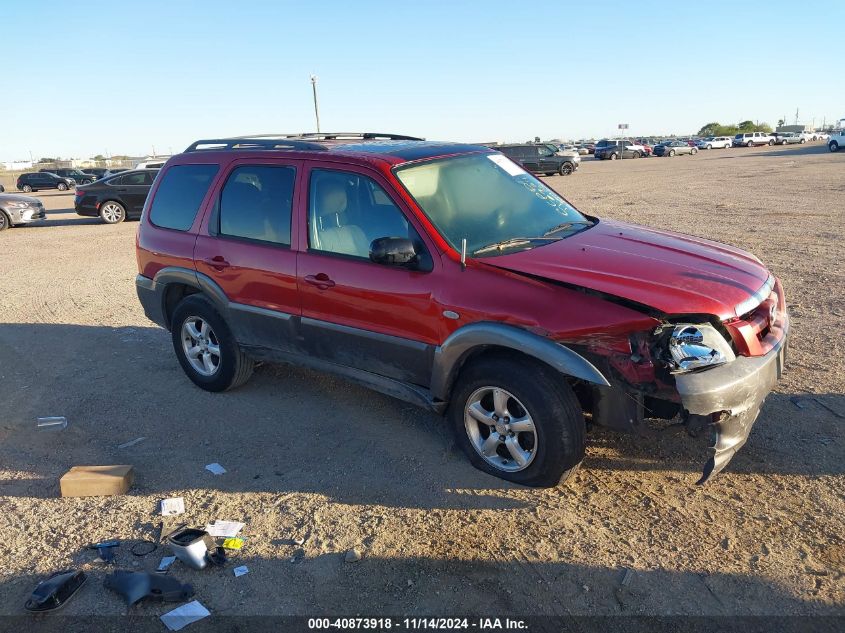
[161,497,186,516]
[204,520,244,538]
[89,540,120,564]
[407,579,413,587]
[289,548,305,564]
[104,571,193,606]
[157,556,177,572]
[620,568,635,587]
[582,584,590,592]
[344,548,362,563]
[117,437,146,449]
[221,537,245,550]
[24,570,87,613]
[721,537,732,551]
[233,565,249,578]
[60,465,134,498]
[160,599,210,631]
[129,539,157,558]
[36,416,67,431]
[293,536,306,546]
[205,463,227,475]
[168,527,227,570]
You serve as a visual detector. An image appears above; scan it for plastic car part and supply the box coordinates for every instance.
[103,570,194,606]
[24,570,87,613]
[167,527,227,570]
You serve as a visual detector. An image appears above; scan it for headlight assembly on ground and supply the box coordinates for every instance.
[668,323,735,372]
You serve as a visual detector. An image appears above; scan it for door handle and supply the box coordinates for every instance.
[304,273,335,290]
[203,255,230,271]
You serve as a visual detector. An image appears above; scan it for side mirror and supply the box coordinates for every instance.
[369,237,418,267]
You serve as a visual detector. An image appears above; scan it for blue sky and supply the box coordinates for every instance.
[2,0,843,160]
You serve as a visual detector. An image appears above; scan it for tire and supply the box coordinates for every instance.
[449,356,585,487]
[690,147,698,155]
[706,144,712,149]
[544,172,555,177]
[610,152,618,160]
[668,149,675,157]
[21,184,32,193]
[171,295,254,392]
[632,151,640,159]
[99,201,126,224]
[768,139,774,146]
[57,182,68,191]
[800,139,805,144]
[0,211,9,231]
[830,141,840,153]
[559,162,574,176]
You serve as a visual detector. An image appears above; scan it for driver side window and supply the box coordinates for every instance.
[308,169,425,261]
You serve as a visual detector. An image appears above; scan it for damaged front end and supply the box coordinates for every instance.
[577,276,789,483]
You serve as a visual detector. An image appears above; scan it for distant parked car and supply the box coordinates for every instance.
[39,168,96,185]
[495,144,580,175]
[0,192,46,231]
[594,139,644,160]
[84,168,110,179]
[578,143,595,154]
[816,132,830,141]
[134,159,169,169]
[774,132,804,145]
[654,140,698,157]
[828,130,844,152]
[733,132,775,147]
[17,172,76,192]
[696,136,732,149]
[102,168,129,179]
[74,169,158,223]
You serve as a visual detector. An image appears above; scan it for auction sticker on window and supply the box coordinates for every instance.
[487,154,527,177]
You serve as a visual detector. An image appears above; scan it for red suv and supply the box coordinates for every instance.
[135,133,789,486]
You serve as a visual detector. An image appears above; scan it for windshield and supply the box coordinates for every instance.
[394,153,590,257]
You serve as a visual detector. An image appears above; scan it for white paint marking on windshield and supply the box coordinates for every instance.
[487,154,527,177]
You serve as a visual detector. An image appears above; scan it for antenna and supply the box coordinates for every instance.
[460,239,467,270]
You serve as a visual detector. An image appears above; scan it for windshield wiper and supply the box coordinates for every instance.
[473,236,560,256]
[543,220,593,236]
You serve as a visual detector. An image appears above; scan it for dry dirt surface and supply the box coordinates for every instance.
[0,143,843,629]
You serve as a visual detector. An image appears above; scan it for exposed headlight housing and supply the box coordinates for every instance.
[3,201,30,209]
[667,323,735,372]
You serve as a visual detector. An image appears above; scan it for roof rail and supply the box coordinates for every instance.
[238,132,425,141]
[183,138,328,153]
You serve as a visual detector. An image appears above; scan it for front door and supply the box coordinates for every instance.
[194,159,303,353]
[295,163,442,386]
[111,171,154,214]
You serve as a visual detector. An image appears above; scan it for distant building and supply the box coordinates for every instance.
[776,124,812,134]
[2,160,33,170]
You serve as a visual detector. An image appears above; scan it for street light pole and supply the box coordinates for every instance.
[310,75,321,133]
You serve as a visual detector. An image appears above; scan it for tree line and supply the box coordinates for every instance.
[697,120,773,137]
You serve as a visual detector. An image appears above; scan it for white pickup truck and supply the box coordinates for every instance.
[732,132,775,147]
[829,130,844,152]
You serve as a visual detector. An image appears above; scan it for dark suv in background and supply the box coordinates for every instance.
[16,172,76,192]
[594,139,643,160]
[494,144,579,176]
[39,168,96,185]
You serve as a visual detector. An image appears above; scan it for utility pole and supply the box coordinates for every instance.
[310,75,321,133]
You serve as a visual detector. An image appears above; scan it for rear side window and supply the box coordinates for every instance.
[219,165,295,245]
[149,164,218,231]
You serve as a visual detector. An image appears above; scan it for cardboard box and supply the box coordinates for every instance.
[60,465,134,497]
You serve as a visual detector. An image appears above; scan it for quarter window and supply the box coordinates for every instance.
[308,169,422,260]
[149,164,218,231]
[218,165,295,245]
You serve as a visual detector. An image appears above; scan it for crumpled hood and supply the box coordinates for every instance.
[0,193,40,205]
[488,219,771,319]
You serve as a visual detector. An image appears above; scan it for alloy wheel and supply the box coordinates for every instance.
[464,386,537,472]
[181,317,221,376]
[101,203,124,223]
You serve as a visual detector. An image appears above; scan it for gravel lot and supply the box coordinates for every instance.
[0,143,842,625]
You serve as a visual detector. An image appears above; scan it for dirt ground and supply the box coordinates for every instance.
[0,143,842,627]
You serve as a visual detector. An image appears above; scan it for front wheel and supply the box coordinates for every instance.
[690,147,698,154]
[450,356,585,487]
[610,152,618,160]
[99,201,126,224]
[0,211,9,231]
[632,151,640,159]
[668,149,675,157]
[706,144,712,149]
[171,295,254,392]
[559,162,573,176]
[57,183,68,191]
[830,141,840,153]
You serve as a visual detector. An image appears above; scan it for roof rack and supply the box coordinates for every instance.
[184,138,328,153]
[237,132,425,141]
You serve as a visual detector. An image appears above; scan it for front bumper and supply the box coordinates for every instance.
[9,206,46,225]
[675,321,788,483]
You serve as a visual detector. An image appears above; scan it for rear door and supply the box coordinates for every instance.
[111,171,152,215]
[521,146,541,172]
[295,162,442,385]
[193,158,303,353]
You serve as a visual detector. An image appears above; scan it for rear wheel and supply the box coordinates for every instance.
[559,162,574,175]
[632,151,640,159]
[830,141,840,153]
[768,139,774,146]
[450,356,585,487]
[21,184,32,193]
[57,182,68,191]
[610,152,618,160]
[668,149,675,157]
[99,201,126,224]
[171,295,254,392]
[690,147,698,155]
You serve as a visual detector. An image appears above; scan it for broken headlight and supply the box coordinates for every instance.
[667,324,735,372]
